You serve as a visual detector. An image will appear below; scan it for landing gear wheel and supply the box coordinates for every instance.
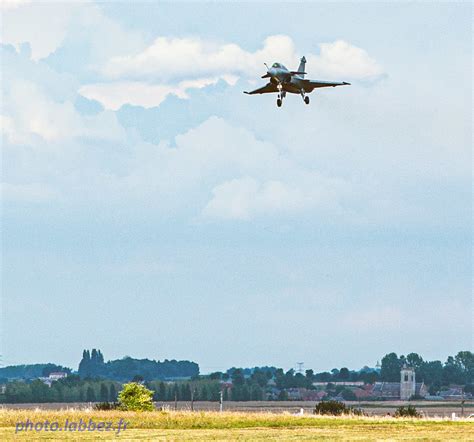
[277,98,282,107]
[304,96,310,105]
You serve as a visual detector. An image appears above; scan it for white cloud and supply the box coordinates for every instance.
[102,35,296,81]
[108,117,351,219]
[88,35,383,109]
[79,75,238,110]
[201,177,309,220]
[308,40,384,79]
[201,175,347,221]
[0,2,145,61]
[101,35,382,82]
[3,78,124,145]
[0,2,78,59]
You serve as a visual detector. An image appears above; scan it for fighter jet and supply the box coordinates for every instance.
[244,56,350,107]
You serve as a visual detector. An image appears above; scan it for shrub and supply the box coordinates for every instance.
[118,382,154,411]
[94,402,119,411]
[394,405,421,418]
[314,400,347,415]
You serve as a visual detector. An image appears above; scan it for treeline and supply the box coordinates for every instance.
[0,364,71,382]
[0,376,120,404]
[147,380,223,402]
[379,351,473,389]
[284,351,474,389]
[78,349,199,381]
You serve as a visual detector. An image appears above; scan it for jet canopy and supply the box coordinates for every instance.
[272,62,286,69]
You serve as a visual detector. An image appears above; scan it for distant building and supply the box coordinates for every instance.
[313,381,364,387]
[372,382,401,399]
[400,365,416,400]
[39,371,68,387]
[286,388,327,401]
[438,387,465,400]
[371,366,428,400]
[48,372,68,381]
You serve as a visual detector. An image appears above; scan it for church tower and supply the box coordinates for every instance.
[400,365,416,400]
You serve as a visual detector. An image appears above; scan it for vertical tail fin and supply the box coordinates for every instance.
[297,56,306,78]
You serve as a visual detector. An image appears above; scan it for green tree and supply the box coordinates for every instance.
[418,360,443,387]
[86,385,96,402]
[250,384,263,400]
[455,351,474,384]
[339,368,350,380]
[443,356,464,385]
[109,383,117,401]
[158,382,166,401]
[100,383,109,402]
[251,369,268,387]
[406,353,424,371]
[118,382,154,411]
[199,385,209,401]
[380,353,402,381]
[30,380,49,403]
[231,369,245,386]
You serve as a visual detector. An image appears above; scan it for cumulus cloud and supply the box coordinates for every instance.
[201,175,347,221]
[308,40,384,80]
[0,2,145,61]
[109,117,351,219]
[101,35,295,81]
[1,46,125,146]
[0,2,78,59]
[3,78,124,145]
[79,75,238,110]
[85,35,383,109]
[201,177,309,220]
[101,35,383,82]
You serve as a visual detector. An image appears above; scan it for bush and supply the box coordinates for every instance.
[94,402,119,411]
[314,400,347,415]
[118,382,154,411]
[394,405,421,418]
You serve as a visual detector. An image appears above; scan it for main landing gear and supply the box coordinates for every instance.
[301,89,310,105]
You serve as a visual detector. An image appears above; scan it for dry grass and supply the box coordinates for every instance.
[0,409,472,440]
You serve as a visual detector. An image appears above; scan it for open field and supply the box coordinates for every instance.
[4,400,472,418]
[0,409,473,441]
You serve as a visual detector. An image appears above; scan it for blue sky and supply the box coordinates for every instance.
[1,1,472,373]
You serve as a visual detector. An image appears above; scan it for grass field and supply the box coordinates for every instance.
[1,409,473,441]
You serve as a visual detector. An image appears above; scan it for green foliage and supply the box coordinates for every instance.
[314,400,348,415]
[380,353,402,381]
[118,382,154,411]
[86,386,96,402]
[93,401,119,410]
[78,349,199,381]
[0,364,71,380]
[394,405,421,418]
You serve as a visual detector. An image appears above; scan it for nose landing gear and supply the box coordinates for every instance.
[304,96,310,105]
[276,83,285,107]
